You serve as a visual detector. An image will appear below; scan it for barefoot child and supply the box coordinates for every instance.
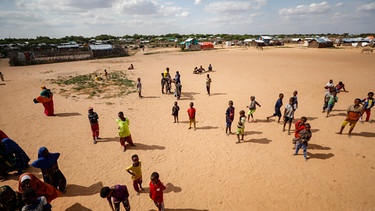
[100,185,130,211]
[187,102,196,130]
[116,112,135,152]
[283,97,296,135]
[326,91,338,117]
[206,74,212,95]
[172,101,180,123]
[126,154,144,195]
[294,123,312,160]
[88,107,100,144]
[236,110,246,143]
[361,92,374,121]
[246,96,261,122]
[225,100,235,135]
[267,93,284,123]
[136,78,142,98]
[149,172,166,211]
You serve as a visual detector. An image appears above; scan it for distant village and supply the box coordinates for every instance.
[0,34,374,66]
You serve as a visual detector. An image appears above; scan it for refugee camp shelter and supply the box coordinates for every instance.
[89,44,113,57]
[180,38,200,50]
[200,42,214,50]
[258,36,273,45]
[308,37,333,48]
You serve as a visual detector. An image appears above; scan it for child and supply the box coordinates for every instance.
[100,185,130,211]
[187,102,196,130]
[292,90,298,109]
[246,96,261,122]
[22,188,51,211]
[267,93,284,123]
[136,77,142,98]
[0,72,4,81]
[206,74,212,95]
[361,92,374,121]
[126,154,144,195]
[293,116,307,149]
[236,110,246,143]
[88,107,100,144]
[283,97,296,135]
[161,73,166,94]
[104,69,108,80]
[294,123,312,160]
[335,81,347,93]
[116,112,135,152]
[326,92,338,117]
[225,100,235,135]
[172,101,180,123]
[149,172,166,211]
[322,89,334,113]
[174,82,182,100]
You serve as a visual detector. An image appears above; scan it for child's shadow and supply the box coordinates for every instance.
[65,203,92,211]
[61,182,103,197]
[165,183,182,193]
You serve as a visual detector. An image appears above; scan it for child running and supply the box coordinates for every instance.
[294,123,312,160]
[172,101,180,123]
[267,93,284,123]
[283,97,296,135]
[326,91,338,117]
[361,92,374,122]
[246,96,261,122]
[126,154,144,195]
[187,102,196,130]
[236,110,246,143]
[100,185,130,211]
[88,107,100,144]
[116,112,135,152]
[149,172,166,211]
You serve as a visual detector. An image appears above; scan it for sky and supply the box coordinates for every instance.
[0,0,374,39]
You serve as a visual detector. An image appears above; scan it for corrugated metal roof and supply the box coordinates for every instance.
[89,44,113,50]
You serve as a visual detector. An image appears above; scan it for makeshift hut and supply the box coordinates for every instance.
[199,42,214,50]
[258,36,273,45]
[180,38,200,50]
[89,44,113,58]
[308,37,333,48]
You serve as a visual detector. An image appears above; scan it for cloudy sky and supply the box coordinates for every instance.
[1,0,374,39]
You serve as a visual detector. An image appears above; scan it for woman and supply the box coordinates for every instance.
[18,173,60,203]
[31,147,67,193]
[0,138,30,175]
[33,86,54,116]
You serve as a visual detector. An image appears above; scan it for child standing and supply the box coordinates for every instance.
[361,92,374,121]
[161,73,166,94]
[225,100,235,135]
[104,69,108,80]
[236,110,246,143]
[116,112,135,152]
[126,154,144,195]
[283,97,296,135]
[172,101,180,123]
[88,107,100,144]
[100,185,131,211]
[136,78,142,98]
[293,90,298,109]
[246,96,261,122]
[22,188,52,211]
[326,92,338,117]
[294,123,312,160]
[149,172,166,211]
[206,74,212,95]
[187,102,196,130]
[267,93,284,123]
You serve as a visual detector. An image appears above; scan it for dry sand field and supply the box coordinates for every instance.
[1,45,375,211]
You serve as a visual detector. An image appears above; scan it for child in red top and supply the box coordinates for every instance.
[187,102,196,130]
[149,172,166,211]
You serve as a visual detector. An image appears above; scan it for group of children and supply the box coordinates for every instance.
[100,154,166,211]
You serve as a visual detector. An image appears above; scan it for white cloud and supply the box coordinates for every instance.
[204,1,252,14]
[113,0,158,15]
[279,1,331,16]
[357,2,375,12]
[194,0,203,5]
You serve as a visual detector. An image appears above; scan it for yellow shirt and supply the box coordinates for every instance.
[116,118,130,138]
[126,161,142,180]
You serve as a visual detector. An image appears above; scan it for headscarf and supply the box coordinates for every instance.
[31,147,60,169]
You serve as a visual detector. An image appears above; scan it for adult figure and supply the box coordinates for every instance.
[0,138,30,175]
[33,86,55,116]
[18,173,60,203]
[0,185,24,210]
[338,98,364,136]
[31,147,67,193]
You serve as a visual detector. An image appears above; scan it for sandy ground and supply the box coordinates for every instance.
[1,45,375,211]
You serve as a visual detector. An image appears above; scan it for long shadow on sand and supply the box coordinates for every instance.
[196,126,219,130]
[310,128,320,133]
[95,137,119,143]
[65,203,92,211]
[210,92,226,96]
[308,143,331,150]
[142,96,160,99]
[244,131,262,135]
[149,209,209,211]
[165,183,182,193]
[62,182,103,197]
[126,143,165,151]
[55,112,81,117]
[329,112,347,117]
[180,92,199,100]
[237,138,272,145]
[350,132,375,138]
[306,152,334,160]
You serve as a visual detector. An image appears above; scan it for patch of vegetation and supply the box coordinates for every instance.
[50,70,135,99]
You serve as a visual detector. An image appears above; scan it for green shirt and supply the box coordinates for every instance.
[116,118,130,138]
